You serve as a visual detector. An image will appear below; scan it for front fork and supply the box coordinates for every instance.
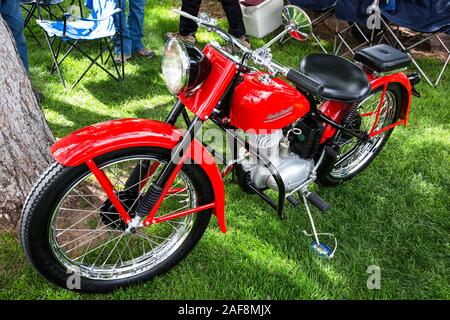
[125,101,201,232]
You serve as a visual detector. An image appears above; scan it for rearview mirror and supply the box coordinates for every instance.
[281,5,312,41]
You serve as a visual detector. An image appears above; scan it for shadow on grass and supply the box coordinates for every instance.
[83,60,167,106]
[44,97,112,136]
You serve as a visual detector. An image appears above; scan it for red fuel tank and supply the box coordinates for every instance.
[230,71,310,132]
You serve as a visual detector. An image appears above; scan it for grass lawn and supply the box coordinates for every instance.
[0,0,449,299]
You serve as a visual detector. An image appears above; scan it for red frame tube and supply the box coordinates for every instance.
[85,159,132,224]
[153,202,215,224]
[143,151,188,226]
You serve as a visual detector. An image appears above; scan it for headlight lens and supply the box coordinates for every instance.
[162,38,190,95]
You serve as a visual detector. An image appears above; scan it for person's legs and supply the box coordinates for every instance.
[1,0,29,72]
[128,0,146,53]
[179,0,202,36]
[220,0,246,38]
[114,0,131,56]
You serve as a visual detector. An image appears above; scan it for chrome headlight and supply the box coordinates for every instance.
[162,38,190,95]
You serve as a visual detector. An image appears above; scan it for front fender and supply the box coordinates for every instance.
[51,118,226,233]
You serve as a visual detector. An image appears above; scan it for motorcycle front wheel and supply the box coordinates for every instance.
[318,84,403,187]
[20,147,212,293]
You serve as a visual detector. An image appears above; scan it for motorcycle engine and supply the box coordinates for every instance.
[240,130,314,192]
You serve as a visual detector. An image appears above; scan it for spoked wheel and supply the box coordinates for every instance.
[318,84,402,186]
[20,147,212,292]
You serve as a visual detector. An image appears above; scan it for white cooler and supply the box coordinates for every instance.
[240,0,284,39]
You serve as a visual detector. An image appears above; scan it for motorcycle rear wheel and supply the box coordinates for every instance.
[317,84,403,187]
[20,147,212,293]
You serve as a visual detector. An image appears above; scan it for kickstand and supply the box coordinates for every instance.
[300,192,337,258]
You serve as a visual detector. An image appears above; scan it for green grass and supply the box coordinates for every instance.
[0,0,449,299]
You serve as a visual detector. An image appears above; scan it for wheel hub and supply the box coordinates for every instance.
[100,191,141,230]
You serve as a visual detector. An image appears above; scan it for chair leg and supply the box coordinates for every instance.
[23,4,36,26]
[22,4,43,48]
[379,18,433,86]
[50,37,64,74]
[311,32,327,53]
[434,35,450,86]
[99,38,104,65]
[106,36,121,78]
[334,19,371,57]
[24,24,43,48]
[69,39,121,89]
[43,33,66,88]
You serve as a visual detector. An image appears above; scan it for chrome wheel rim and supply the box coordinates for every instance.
[49,156,197,280]
[330,90,397,179]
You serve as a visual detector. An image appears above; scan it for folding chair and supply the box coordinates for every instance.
[36,0,124,89]
[286,0,336,53]
[21,0,66,47]
[377,0,450,86]
[333,0,380,57]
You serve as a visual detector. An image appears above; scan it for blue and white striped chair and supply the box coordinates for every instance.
[36,0,124,89]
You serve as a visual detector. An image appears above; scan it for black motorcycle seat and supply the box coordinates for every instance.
[299,53,371,102]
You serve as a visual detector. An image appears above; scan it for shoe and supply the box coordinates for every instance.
[134,48,156,59]
[114,53,131,64]
[223,35,252,54]
[238,35,251,49]
[164,31,197,46]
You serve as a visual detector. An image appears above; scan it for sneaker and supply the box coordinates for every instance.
[114,53,131,64]
[223,35,252,54]
[164,31,197,46]
[238,35,251,49]
[134,48,156,59]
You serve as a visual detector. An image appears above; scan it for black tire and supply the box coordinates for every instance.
[317,84,403,187]
[20,147,213,293]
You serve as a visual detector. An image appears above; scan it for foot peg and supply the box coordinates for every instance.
[306,192,331,212]
[286,195,300,207]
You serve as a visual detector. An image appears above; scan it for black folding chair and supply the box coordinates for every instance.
[376,0,450,86]
[333,0,381,57]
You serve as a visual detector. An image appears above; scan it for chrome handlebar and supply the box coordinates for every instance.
[172,9,289,76]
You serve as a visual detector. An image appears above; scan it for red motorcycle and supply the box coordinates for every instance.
[20,6,420,292]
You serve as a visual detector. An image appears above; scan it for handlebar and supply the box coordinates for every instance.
[286,69,324,96]
[172,9,324,97]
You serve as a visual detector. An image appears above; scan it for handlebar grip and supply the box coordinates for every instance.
[286,69,324,97]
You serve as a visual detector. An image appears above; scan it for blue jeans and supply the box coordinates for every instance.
[0,0,29,72]
[114,0,146,56]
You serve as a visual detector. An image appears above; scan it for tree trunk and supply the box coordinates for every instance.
[0,16,54,229]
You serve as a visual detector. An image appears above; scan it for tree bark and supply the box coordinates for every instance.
[0,16,54,229]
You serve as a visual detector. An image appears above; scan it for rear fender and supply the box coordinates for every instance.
[320,72,412,143]
[51,118,226,232]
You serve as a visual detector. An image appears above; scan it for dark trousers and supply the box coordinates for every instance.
[180,0,246,38]
[0,0,29,72]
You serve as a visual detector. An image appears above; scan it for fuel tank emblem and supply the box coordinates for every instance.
[265,106,294,122]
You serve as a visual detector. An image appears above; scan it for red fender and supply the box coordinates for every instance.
[320,72,413,143]
[51,118,227,233]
